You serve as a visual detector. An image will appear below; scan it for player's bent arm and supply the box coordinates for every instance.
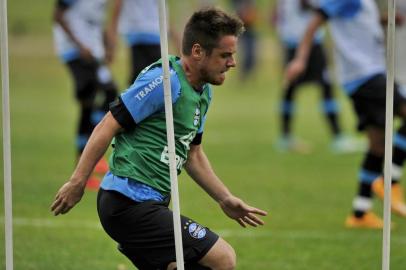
[184,144,232,203]
[51,112,122,216]
[185,144,267,227]
[285,13,325,83]
[107,0,123,41]
[53,5,93,60]
[53,6,83,52]
[295,13,325,63]
[105,0,123,63]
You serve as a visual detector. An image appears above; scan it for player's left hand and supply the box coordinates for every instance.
[219,195,267,228]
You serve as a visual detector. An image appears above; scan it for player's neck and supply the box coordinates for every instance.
[180,56,205,91]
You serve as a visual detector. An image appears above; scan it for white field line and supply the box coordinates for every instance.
[1,216,406,244]
[0,216,103,230]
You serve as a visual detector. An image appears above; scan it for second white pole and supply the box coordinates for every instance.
[158,1,185,269]
[1,0,14,269]
[382,0,396,270]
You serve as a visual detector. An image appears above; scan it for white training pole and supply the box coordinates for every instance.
[0,0,14,270]
[382,0,396,270]
[158,1,185,269]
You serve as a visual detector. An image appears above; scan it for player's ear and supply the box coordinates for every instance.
[191,43,204,60]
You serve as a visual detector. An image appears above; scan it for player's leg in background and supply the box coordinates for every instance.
[312,43,362,153]
[318,73,341,140]
[77,98,95,154]
[319,75,365,153]
[318,73,360,153]
[275,45,310,153]
[310,44,341,142]
[372,89,406,217]
[275,80,311,153]
[280,81,297,140]
[346,127,385,229]
[66,59,98,157]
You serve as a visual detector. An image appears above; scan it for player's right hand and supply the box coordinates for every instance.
[78,45,94,62]
[284,58,306,85]
[51,180,86,216]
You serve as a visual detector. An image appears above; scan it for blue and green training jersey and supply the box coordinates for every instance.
[101,56,212,200]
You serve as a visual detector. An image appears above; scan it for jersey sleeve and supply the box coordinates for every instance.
[318,0,361,19]
[109,97,136,131]
[120,66,181,125]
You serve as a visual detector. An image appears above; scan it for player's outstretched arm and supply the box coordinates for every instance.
[51,112,122,216]
[185,144,267,227]
[219,195,267,228]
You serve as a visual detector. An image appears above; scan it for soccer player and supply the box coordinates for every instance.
[286,0,406,228]
[275,0,357,154]
[108,0,181,86]
[53,0,118,189]
[51,8,267,269]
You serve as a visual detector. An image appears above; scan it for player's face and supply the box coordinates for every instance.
[199,35,237,85]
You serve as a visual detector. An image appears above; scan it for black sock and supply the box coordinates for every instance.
[353,152,384,216]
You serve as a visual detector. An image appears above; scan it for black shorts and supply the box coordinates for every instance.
[97,189,219,270]
[66,58,98,100]
[66,58,116,101]
[350,74,406,131]
[285,43,328,83]
[129,44,161,84]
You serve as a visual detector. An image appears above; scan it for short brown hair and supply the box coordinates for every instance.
[182,7,245,56]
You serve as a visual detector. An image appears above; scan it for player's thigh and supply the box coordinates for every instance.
[98,189,219,268]
[117,213,219,269]
[66,58,98,102]
[198,237,236,270]
[350,75,386,131]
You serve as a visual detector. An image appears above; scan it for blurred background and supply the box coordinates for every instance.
[1,0,405,269]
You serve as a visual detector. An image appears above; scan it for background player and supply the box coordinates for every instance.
[274,0,359,154]
[286,0,406,228]
[53,0,118,189]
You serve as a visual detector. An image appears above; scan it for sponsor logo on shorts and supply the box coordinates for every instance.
[187,222,206,239]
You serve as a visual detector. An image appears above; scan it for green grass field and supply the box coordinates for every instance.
[1,1,406,269]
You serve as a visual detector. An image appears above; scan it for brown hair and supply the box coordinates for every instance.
[182,7,245,56]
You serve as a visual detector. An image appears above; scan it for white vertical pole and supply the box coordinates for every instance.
[158,1,185,269]
[0,0,14,270]
[383,0,396,270]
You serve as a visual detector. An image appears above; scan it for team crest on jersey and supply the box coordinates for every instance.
[193,107,201,126]
[187,222,206,239]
